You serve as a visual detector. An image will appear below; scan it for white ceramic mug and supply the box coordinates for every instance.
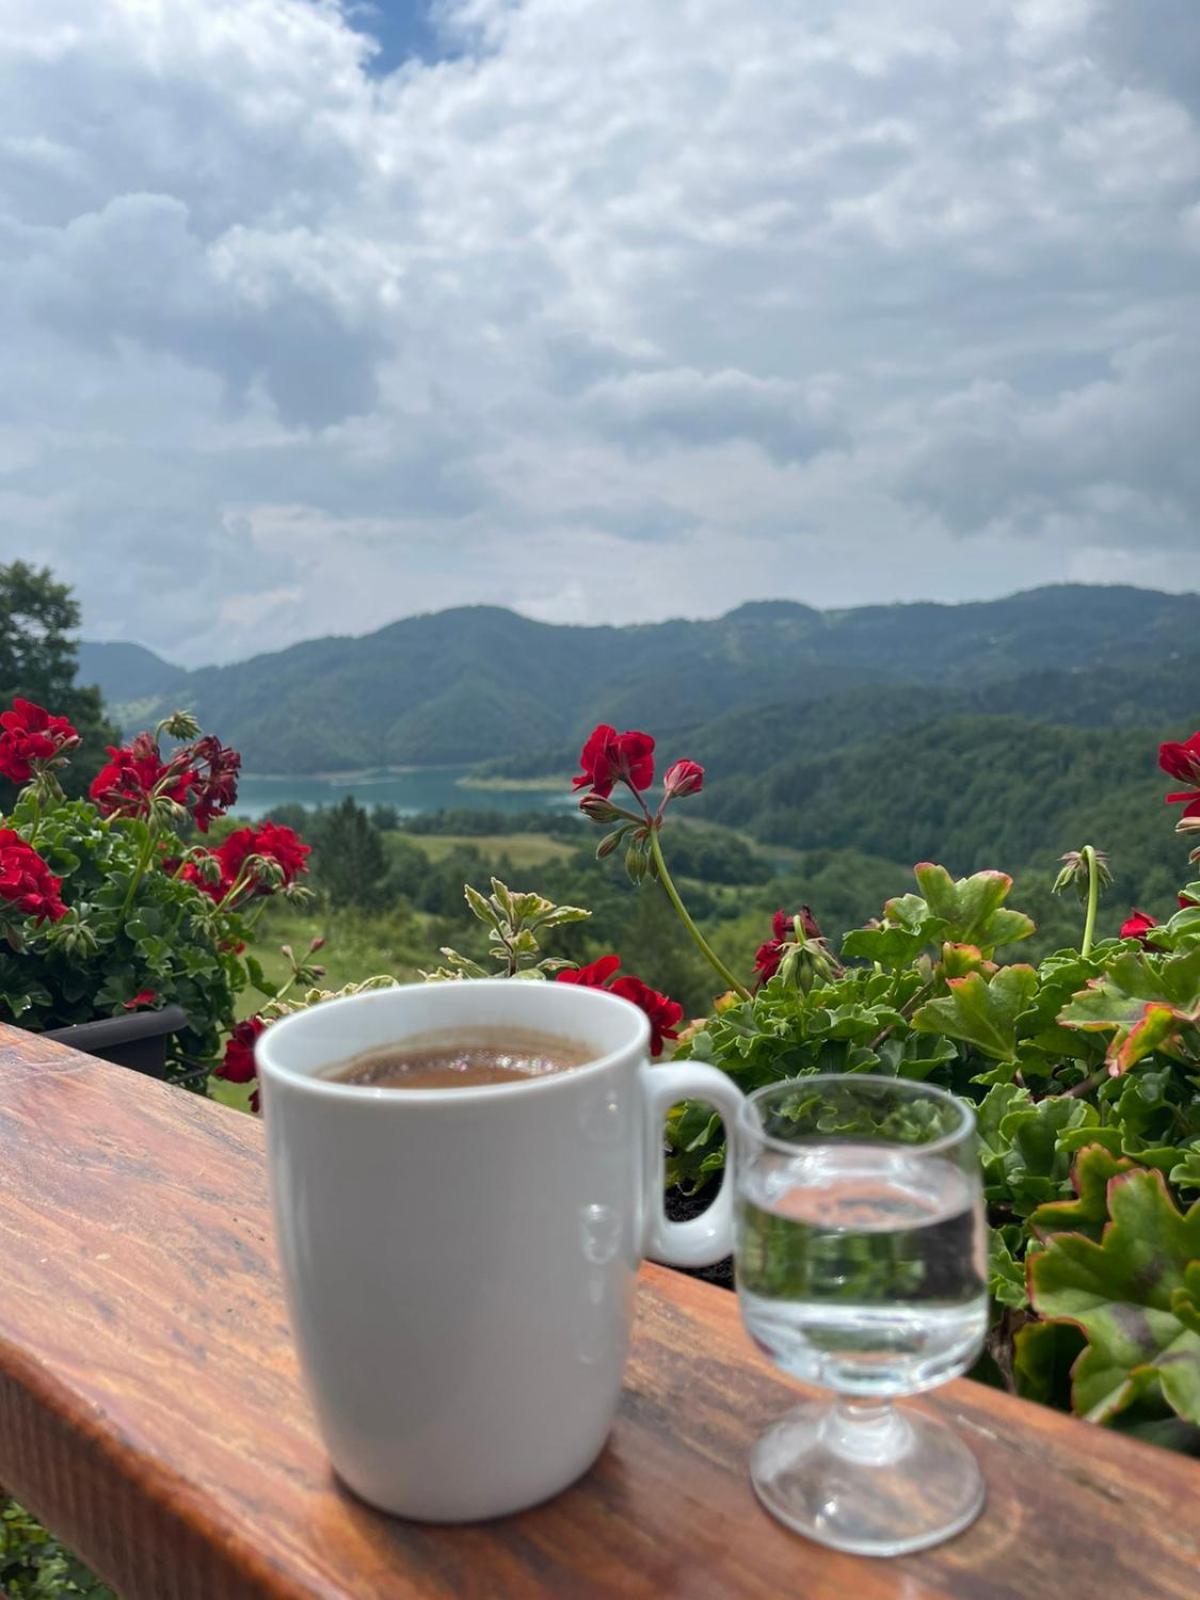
[256,978,743,1521]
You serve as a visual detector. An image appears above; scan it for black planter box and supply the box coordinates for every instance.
[42,1004,189,1078]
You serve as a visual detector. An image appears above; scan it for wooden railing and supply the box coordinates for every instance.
[0,1024,1196,1599]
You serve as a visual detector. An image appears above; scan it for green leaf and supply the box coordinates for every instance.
[488,878,515,920]
[876,1030,959,1081]
[912,863,1036,953]
[1029,1144,1137,1242]
[1170,1143,1200,1193]
[1029,1167,1200,1423]
[841,924,932,967]
[464,883,501,928]
[507,889,557,925]
[911,964,1038,1061]
[1012,1318,1085,1409]
[1058,947,1200,1073]
[940,942,996,979]
[989,1228,1028,1309]
[535,904,591,928]
[243,954,278,999]
[975,1082,1031,1159]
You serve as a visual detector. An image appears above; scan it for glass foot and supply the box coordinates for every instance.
[750,1399,985,1557]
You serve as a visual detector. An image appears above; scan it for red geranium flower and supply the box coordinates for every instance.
[572,725,656,798]
[1119,910,1159,944]
[217,1015,267,1084]
[122,989,158,1010]
[179,852,228,903]
[0,829,67,923]
[557,954,622,988]
[0,699,78,783]
[754,906,821,986]
[662,758,704,800]
[1159,731,1200,787]
[90,733,196,820]
[555,954,682,1056]
[187,735,241,832]
[217,821,310,892]
[609,975,684,1057]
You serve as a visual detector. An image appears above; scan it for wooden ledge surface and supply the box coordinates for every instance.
[0,1023,1197,1599]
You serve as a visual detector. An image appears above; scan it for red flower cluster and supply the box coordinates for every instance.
[572,724,705,818]
[1119,910,1160,946]
[1160,730,1200,819]
[91,732,240,832]
[573,725,656,797]
[184,821,310,904]
[0,829,67,923]
[754,907,822,987]
[0,700,78,784]
[217,1014,267,1083]
[556,955,683,1056]
[92,733,197,817]
[188,736,242,832]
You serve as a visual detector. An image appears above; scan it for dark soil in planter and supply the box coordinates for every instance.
[41,1004,189,1078]
[664,1185,733,1291]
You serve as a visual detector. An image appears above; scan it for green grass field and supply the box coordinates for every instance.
[384,830,577,868]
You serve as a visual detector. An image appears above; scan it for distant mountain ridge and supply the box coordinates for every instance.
[75,584,1200,773]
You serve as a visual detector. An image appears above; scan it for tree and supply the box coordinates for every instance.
[0,562,118,801]
[311,797,394,910]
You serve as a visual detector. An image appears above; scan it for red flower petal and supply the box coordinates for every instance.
[556,954,622,988]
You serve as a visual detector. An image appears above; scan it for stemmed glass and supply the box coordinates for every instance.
[734,1074,989,1557]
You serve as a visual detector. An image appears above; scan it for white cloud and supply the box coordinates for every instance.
[0,0,1196,664]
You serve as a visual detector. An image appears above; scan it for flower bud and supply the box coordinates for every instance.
[596,825,629,860]
[193,851,224,886]
[249,854,286,891]
[55,917,99,959]
[154,796,189,825]
[1053,847,1111,899]
[662,759,704,800]
[579,791,624,825]
[625,839,649,884]
[161,709,202,741]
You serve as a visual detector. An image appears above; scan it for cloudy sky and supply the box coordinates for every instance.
[1,0,1197,665]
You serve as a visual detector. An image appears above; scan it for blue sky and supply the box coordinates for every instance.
[0,0,1197,664]
[345,1,448,72]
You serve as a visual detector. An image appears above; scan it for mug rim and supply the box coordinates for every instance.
[255,977,652,1103]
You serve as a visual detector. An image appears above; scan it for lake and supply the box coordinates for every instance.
[232,766,571,821]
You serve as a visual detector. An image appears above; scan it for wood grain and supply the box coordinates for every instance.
[0,1022,1196,1600]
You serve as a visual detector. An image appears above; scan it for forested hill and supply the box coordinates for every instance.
[77,584,1200,773]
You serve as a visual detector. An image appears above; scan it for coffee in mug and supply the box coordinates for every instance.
[322,1028,592,1090]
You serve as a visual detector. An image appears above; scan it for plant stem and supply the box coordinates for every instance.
[1061,1068,1107,1100]
[648,828,751,1002]
[1081,844,1100,960]
[120,826,158,918]
[868,977,935,1051]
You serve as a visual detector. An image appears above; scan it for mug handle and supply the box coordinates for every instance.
[640,1061,745,1269]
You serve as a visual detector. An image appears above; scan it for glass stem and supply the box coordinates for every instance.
[824,1397,912,1465]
